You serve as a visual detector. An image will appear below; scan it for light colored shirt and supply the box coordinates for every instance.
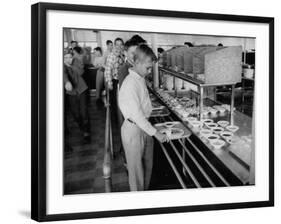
[103,50,111,61]
[119,69,157,136]
[104,48,125,86]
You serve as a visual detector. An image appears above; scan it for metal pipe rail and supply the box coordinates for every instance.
[165,115,231,186]
[103,88,113,192]
[152,115,235,189]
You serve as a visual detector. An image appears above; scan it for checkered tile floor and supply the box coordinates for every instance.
[64,93,129,194]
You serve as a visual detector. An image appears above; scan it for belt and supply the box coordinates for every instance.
[127,118,136,125]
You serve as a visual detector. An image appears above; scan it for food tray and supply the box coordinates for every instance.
[154,121,191,140]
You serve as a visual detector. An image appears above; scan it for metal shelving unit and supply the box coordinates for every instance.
[159,67,237,124]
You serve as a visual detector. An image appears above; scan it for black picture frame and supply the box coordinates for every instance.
[31,2,274,222]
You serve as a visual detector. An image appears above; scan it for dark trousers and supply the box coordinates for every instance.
[109,79,120,123]
[67,91,89,133]
[110,79,124,154]
[96,67,105,99]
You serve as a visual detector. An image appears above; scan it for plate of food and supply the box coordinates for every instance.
[209,108,218,115]
[206,134,220,143]
[202,109,210,116]
[220,131,234,141]
[205,122,218,129]
[210,139,225,150]
[199,129,212,138]
[217,120,229,128]
[160,127,184,139]
[186,116,198,123]
[226,125,239,133]
[212,127,224,135]
[202,118,213,124]
[221,104,236,112]
[190,120,203,129]
[164,121,178,129]
[212,105,226,113]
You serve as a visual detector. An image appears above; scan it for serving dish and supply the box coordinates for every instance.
[160,127,184,139]
[206,134,220,143]
[220,131,233,141]
[217,120,229,128]
[212,127,224,135]
[210,139,225,150]
[205,122,218,129]
[226,125,239,133]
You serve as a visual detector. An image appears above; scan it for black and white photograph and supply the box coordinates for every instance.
[63,29,256,194]
[30,2,274,222]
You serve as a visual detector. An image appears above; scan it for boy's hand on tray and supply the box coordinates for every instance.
[154,131,170,143]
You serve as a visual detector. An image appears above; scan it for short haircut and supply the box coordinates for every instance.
[158,48,164,54]
[218,43,223,47]
[124,39,138,51]
[114,37,124,45]
[124,35,147,51]
[71,40,77,44]
[133,44,157,63]
[94,47,102,54]
[73,46,82,54]
[130,35,146,44]
[184,42,194,47]
[106,40,113,45]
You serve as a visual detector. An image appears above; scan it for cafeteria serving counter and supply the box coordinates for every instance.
[148,86,254,188]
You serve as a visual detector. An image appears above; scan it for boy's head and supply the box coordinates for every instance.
[124,40,138,65]
[133,44,157,77]
[114,38,124,51]
[73,46,82,56]
[157,47,164,57]
[106,40,113,52]
[94,47,102,56]
[64,53,73,66]
[71,40,78,48]
[124,35,147,65]
[130,35,146,45]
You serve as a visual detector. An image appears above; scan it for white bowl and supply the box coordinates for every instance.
[164,122,176,129]
[217,120,229,128]
[186,117,198,123]
[226,135,241,145]
[213,106,225,113]
[199,129,212,138]
[202,109,209,116]
[202,118,213,124]
[212,105,221,110]
[205,122,218,129]
[212,127,224,135]
[220,131,233,141]
[226,125,239,133]
[210,139,225,150]
[207,134,220,143]
[190,121,203,129]
[209,108,218,115]
[218,107,226,114]
[181,111,190,118]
